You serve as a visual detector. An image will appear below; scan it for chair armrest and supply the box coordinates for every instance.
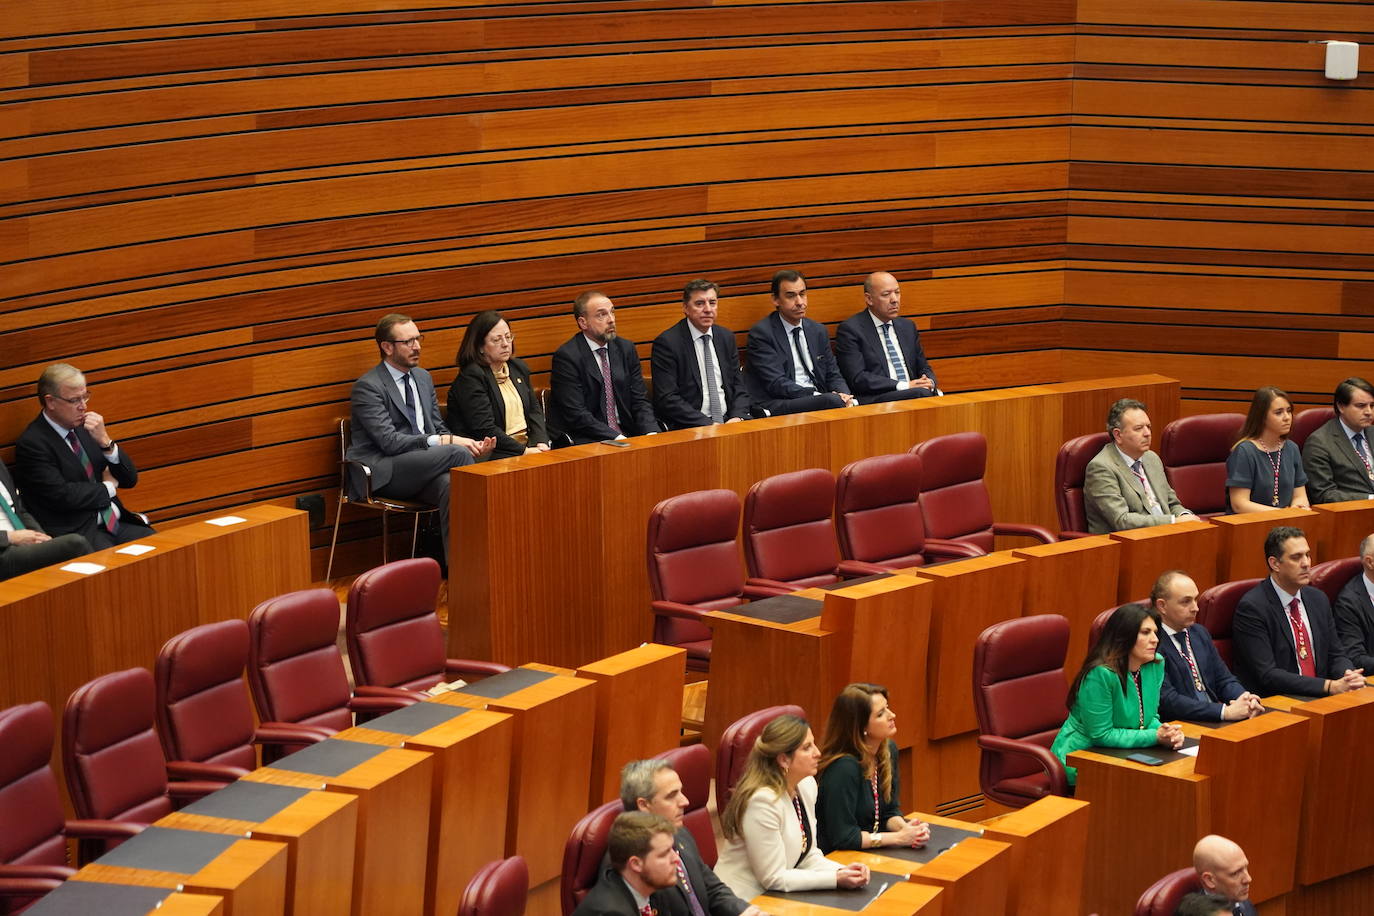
[742,583,793,600]
[166,780,233,803]
[255,722,335,747]
[445,659,511,681]
[166,760,247,783]
[1059,529,1092,540]
[66,819,145,842]
[0,864,72,901]
[745,576,800,593]
[342,458,375,500]
[348,694,418,714]
[651,600,711,623]
[837,560,891,578]
[355,684,429,702]
[992,522,1058,545]
[976,735,1070,797]
[922,538,987,560]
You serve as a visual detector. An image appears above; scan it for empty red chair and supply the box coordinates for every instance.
[972,615,1071,807]
[910,432,1056,553]
[646,490,786,673]
[657,744,715,865]
[247,588,413,735]
[743,469,887,589]
[156,620,332,778]
[346,558,509,699]
[1160,413,1244,517]
[1196,579,1261,668]
[834,454,983,570]
[559,800,620,916]
[1290,407,1334,451]
[714,704,806,809]
[1135,867,1203,916]
[1056,433,1110,538]
[1310,556,1361,607]
[459,855,528,916]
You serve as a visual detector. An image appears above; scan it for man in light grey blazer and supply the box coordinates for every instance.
[347,313,494,556]
[1302,377,1374,504]
[1084,398,1195,534]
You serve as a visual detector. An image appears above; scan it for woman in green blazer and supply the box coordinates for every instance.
[1051,602,1185,785]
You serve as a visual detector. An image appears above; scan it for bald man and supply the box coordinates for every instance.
[1193,835,1256,916]
[833,272,938,405]
[1152,570,1262,722]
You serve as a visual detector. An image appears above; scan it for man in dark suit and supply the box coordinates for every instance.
[552,291,658,444]
[1334,533,1374,672]
[1151,570,1263,722]
[650,280,752,429]
[0,457,91,580]
[619,759,761,916]
[347,314,494,555]
[573,812,685,916]
[15,363,154,550]
[1302,376,1374,504]
[1232,525,1366,697]
[833,271,938,405]
[744,269,853,416]
[1193,835,1258,916]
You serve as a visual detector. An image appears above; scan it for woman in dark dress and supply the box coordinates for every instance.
[447,311,551,459]
[1226,386,1309,513]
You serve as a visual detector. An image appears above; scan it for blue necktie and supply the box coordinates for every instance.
[880,323,908,383]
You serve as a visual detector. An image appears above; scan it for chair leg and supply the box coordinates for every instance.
[381,509,389,565]
[325,497,345,582]
[410,512,421,559]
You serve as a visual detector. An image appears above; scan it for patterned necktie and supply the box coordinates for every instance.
[1132,460,1164,515]
[1287,597,1316,677]
[1174,631,1205,693]
[791,327,820,388]
[699,334,724,424]
[1354,432,1374,481]
[675,857,706,916]
[400,373,419,434]
[880,323,908,383]
[596,347,621,434]
[67,431,117,534]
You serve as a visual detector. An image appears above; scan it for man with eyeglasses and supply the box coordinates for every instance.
[15,363,154,550]
[347,314,495,559]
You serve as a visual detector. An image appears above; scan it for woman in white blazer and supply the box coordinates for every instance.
[713,714,870,900]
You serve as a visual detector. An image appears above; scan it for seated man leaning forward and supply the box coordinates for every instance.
[833,271,938,405]
[347,313,494,557]
[1084,398,1194,534]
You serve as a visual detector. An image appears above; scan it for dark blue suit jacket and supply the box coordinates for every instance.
[1333,569,1374,673]
[1158,623,1245,721]
[1233,580,1353,697]
[744,312,848,410]
[833,310,935,397]
[551,334,656,444]
[649,319,752,429]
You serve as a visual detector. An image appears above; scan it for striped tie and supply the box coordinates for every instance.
[67,431,117,534]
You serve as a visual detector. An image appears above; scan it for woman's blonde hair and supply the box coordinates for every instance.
[719,714,810,841]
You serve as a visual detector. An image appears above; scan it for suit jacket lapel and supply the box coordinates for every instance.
[679,322,705,392]
[374,364,411,429]
[1265,584,1300,660]
[482,365,505,427]
[1107,447,1147,503]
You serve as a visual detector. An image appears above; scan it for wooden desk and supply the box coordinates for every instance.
[755,878,945,916]
[333,704,513,916]
[1311,500,1374,562]
[157,785,358,916]
[1211,508,1321,583]
[245,741,433,916]
[1014,536,1121,665]
[26,881,225,916]
[1109,519,1219,602]
[980,795,1090,916]
[575,644,687,807]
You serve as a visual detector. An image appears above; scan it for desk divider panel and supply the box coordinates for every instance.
[1109,519,1219,602]
[1311,500,1374,564]
[1211,507,1321,584]
[979,795,1089,916]
[1014,535,1121,665]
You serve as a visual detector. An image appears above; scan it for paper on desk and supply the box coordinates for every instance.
[206,515,247,527]
[61,562,106,575]
[116,543,156,556]
[1178,745,1200,757]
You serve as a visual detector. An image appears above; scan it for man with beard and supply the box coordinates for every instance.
[552,291,658,444]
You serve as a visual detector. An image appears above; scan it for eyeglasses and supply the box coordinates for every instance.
[49,391,91,406]
[387,335,424,348]
[487,334,514,345]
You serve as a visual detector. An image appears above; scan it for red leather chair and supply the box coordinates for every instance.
[744,469,888,589]
[657,744,715,865]
[346,558,509,699]
[1160,413,1244,517]
[972,615,1071,807]
[1088,603,1145,649]
[1134,867,1203,916]
[1310,556,1361,607]
[1196,579,1261,668]
[157,620,332,777]
[834,454,985,570]
[714,704,806,809]
[646,490,786,673]
[1290,407,1334,451]
[459,855,528,916]
[559,800,620,916]
[247,588,414,736]
[0,702,141,913]
[62,669,227,861]
[909,433,1056,553]
[1056,433,1110,538]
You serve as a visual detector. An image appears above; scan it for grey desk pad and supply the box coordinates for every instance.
[366,699,470,736]
[1088,735,1200,765]
[820,574,893,591]
[25,881,173,916]
[95,826,238,875]
[179,779,311,823]
[458,667,556,699]
[728,594,823,625]
[865,821,982,864]
[763,870,906,911]
[1180,707,1274,729]
[267,737,387,777]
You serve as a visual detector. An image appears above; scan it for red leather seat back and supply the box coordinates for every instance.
[972,615,1070,801]
[0,701,66,870]
[744,469,842,587]
[1290,407,1334,451]
[1089,606,1119,650]
[835,454,928,568]
[647,489,746,646]
[1134,867,1203,916]
[1310,556,1360,608]
[62,668,173,824]
[1196,579,1261,667]
[714,704,806,809]
[1056,433,1109,535]
[1160,413,1244,516]
[346,558,446,692]
[155,620,257,771]
[658,744,715,866]
[559,800,620,916]
[248,589,353,734]
[911,432,995,552]
[459,855,529,916]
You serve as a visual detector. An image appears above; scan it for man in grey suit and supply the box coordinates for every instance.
[1084,398,1195,534]
[1302,377,1374,504]
[1334,532,1374,673]
[347,314,494,556]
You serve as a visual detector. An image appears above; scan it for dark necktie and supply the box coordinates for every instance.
[675,856,706,916]
[1287,597,1316,677]
[880,323,908,383]
[1174,630,1207,694]
[67,431,116,534]
[791,327,820,389]
[400,373,419,434]
[1354,432,1373,481]
[699,334,724,424]
[596,347,622,434]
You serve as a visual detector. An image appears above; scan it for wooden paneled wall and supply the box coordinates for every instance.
[2,1,1369,577]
